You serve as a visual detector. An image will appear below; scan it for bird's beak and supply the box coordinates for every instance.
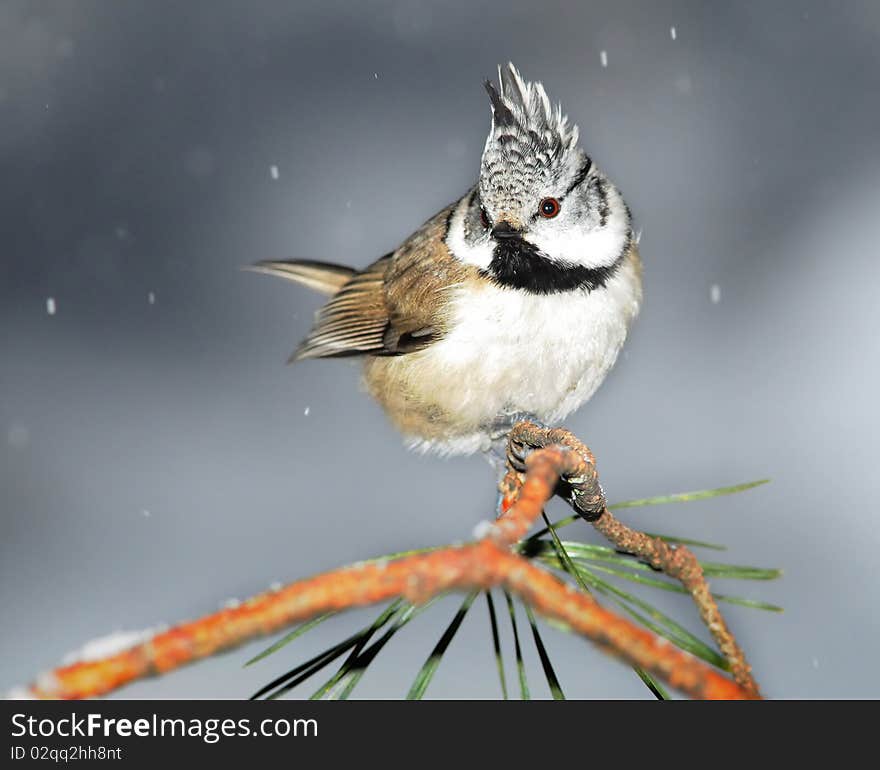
[491,220,523,239]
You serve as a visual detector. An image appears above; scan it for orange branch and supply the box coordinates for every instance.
[20,442,759,701]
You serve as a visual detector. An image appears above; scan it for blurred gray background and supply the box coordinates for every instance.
[2,0,879,699]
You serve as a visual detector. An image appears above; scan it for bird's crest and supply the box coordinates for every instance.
[479,63,582,214]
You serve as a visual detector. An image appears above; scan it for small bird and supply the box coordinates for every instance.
[252,63,642,459]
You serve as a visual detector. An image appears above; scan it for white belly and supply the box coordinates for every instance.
[406,252,641,455]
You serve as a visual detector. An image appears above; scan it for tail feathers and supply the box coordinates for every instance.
[247,260,356,296]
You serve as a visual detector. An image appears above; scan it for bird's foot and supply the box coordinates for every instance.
[506,414,550,473]
[486,412,547,473]
[504,418,607,521]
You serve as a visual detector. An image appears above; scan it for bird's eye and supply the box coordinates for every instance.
[480,207,491,229]
[539,197,561,218]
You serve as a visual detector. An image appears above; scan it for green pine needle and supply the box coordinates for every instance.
[244,612,337,667]
[504,591,530,700]
[582,561,783,612]
[406,592,479,699]
[698,561,783,580]
[253,601,403,700]
[634,667,671,699]
[524,605,565,700]
[541,512,590,593]
[308,600,404,700]
[610,479,771,510]
[537,539,781,582]
[642,532,727,551]
[485,592,509,700]
[316,598,442,700]
[710,593,783,611]
[539,512,669,700]
[566,562,728,670]
[324,604,422,700]
[251,635,362,700]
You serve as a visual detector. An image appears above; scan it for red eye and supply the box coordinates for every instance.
[480,207,491,229]
[539,197,560,218]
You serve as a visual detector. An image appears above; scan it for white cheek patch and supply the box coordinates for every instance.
[445,193,495,270]
[528,187,629,269]
[530,223,627,269]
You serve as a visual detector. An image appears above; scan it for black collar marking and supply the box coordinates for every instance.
[485,234,627,294]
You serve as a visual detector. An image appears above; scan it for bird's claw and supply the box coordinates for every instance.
[506,438,530,473]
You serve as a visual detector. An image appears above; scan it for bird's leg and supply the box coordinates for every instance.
[484,413,547,517]
[484,436,516,517]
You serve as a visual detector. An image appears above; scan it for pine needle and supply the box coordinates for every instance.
[324,605,422,700]
[610,479,770,510]
[524,605,565,700]
[540,512,669,700]
[244,612,336,667]
[485,592,509,699]
[317,599,441,700]
[563,562,728,670]
[504,591,530,700]
[582,561,783,612]
[642,532,727,551]
[251,635,361,700]
[406,592,478,699]
[309,600,404,700]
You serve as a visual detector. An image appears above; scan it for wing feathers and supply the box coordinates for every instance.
[255,202,473,362]
[292,256,392,360]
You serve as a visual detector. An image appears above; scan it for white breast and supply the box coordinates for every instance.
[406,252,641,455]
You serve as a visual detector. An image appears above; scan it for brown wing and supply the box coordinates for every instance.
[293,254,391,360]
[293,203,475,361]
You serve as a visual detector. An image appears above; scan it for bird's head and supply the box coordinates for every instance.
[447,63,632,293]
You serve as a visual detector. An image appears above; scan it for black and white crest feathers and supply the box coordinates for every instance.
[483,64,578,164]
[480,63,581,216]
